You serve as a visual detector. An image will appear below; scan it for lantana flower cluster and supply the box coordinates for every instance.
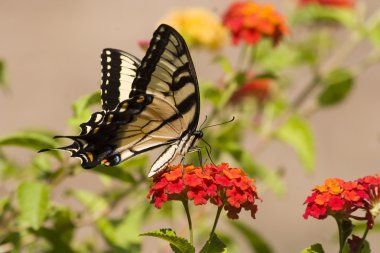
[147,163,260,219]
[222,1,288,46]
[303,176,380,228]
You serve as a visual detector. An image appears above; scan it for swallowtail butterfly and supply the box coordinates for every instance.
[40,24,203,177]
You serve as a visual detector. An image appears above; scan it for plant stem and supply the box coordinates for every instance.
[182,200,193,244]
[209,205,223,240]
[291,73,321,109]
[354,225,370,253]
[336,218,345,253]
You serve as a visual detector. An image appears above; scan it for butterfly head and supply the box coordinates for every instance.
[193,130,203,139]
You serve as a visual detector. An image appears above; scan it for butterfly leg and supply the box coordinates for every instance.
[196,147,204,169]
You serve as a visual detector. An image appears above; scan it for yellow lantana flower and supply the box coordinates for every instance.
[160,8,227,50]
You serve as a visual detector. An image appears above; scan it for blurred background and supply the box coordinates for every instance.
[1,0,380,252]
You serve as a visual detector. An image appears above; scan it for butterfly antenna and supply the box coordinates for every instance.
[199,115,208,129]
[200,116,235,131]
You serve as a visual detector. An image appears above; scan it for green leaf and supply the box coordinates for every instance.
[72,91,101,117]
[0,197,9,213]
[0,130,62,160]
[66,189,107,214]
[17,182,49,230]
[214,55,234,75]
[91,155,148,183]
[96,204,145,249]
[200,81,223,108]
[275,116,315,171]
[141,228,195,253]
[368,23,380,48]
[300,243,325,253]
[342,238,370,253]
[33,227,75,253]
[292,5,356,28]
[199,234,227,253]
[92,165,136,184]
[255,41,298,71]
[230,221,273,253]
[341,219,354,248]
[318,69,354,107]
[69,91,101,128]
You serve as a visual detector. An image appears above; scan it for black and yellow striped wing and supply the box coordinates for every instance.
[100,48,141,111]
[41,24,201,177]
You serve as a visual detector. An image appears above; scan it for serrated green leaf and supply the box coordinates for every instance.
[318,69,354,107]
[200,234,227,253]
[292,5,356,28]
[275,116,315,171]
[0,131,61,159]
[230,221,273,253]
[17,182,49,230]
[141,228,195,253]
[67,189,107,214]
[300,243,325,253]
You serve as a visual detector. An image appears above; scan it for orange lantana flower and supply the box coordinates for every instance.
[222,1,288,46]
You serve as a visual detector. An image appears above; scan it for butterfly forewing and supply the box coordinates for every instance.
[101,48,141,111]
[131,25,200,134]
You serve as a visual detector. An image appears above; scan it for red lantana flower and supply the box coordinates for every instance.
[303,176,380,228]
[231,77,271,103]
[147,163,260,219]
[303,178,367,220]
[299,0,354,8]
[222,1,288,46]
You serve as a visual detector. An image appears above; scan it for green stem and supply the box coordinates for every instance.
[291,73,321,110]
[336,218,345,253]
[354,225,370,253]
[209,205,223,240]
[182,200,193,244]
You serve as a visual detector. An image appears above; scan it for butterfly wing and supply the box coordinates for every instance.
[41,24,200,176]
[101,48,141,111]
